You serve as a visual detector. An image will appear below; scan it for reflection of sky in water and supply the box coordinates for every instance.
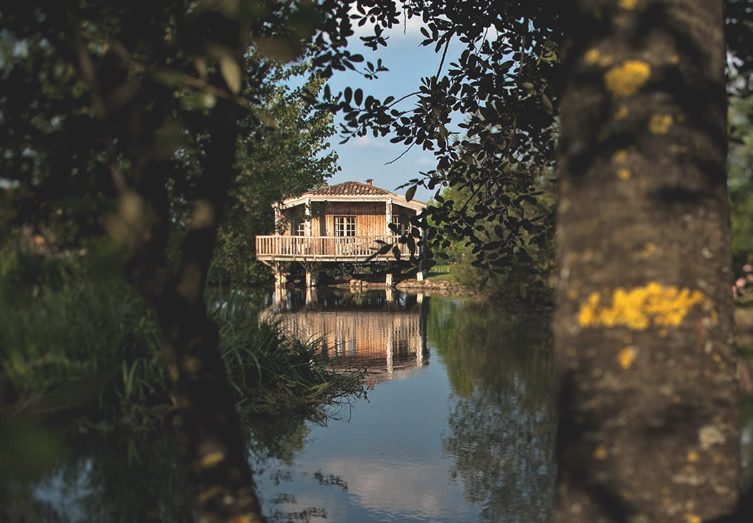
[256,351,482,522]
[20,291,556,522]
[32,459,93,521]
[257,292,556,522]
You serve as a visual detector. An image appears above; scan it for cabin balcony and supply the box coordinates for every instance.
[255,235,410,263]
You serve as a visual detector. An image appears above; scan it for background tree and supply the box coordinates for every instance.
[729,91,753,270]
[328,1,561,279]
[430,164,555,299]
[211,68,339,285]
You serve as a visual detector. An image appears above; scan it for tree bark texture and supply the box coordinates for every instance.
[555,1,739,521]
[70,17,266,523]
[127,96,265,523]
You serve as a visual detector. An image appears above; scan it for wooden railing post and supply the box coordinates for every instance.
[255,235,412,260]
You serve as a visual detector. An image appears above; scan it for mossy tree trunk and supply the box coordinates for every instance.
[554,0,739,521]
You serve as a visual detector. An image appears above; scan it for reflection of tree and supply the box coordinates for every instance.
[430,298,556,522]
[1,408,321,522]
[2,430,193,522]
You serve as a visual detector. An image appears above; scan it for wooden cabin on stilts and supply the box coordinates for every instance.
[255,180,427,286]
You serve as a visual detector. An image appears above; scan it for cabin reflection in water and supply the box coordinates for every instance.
[262,289,428,386]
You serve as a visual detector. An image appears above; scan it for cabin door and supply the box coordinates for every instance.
[334,216,356,256]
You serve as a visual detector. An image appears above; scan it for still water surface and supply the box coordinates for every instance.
[257,289,556,522]
[16,288,556,522]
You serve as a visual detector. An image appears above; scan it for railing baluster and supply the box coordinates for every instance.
[255,234,420,260]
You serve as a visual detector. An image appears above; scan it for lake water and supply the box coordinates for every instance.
[8,288,557,522]
[9,288,753,521]
[255,289,557,522]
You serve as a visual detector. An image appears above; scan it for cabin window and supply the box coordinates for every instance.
[392,214,408,235]
[334,216,356,237]
[295,220,306,236]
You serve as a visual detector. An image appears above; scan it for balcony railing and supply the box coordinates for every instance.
[256,235,411,261]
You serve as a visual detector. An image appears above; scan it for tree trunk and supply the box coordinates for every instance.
[555,1,739,521]
[45,4,268,521]
[100,46,266,523]
[122,92,265,521]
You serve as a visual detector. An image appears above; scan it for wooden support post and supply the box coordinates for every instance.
[417,226,426,281]
[418,295,428,360]
[305,264,318,288]
[386,327,394,376]
[274,263,288,288]
[304,198,312,237]
[305,286,318,305]
[416,329,423,366]
[385,198,393,235]
[385,272,394,287]
[273,286,284,310]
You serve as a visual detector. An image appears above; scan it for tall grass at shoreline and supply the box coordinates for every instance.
[0,252,363,432]
[0,253,363,519]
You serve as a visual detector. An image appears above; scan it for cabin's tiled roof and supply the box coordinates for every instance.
[308,181,390,196]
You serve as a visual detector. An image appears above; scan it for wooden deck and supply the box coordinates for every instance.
[256,235,410,263]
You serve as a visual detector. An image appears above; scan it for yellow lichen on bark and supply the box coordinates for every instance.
[585,48,601,65]
[199,451,226,468]
[197,486,223,504]
[649,113,673,134]
[617,168,632,181]
[604,60,651,97]
[613,149,632,180]
[617,346,637,369]
[612,149,629,164]
[670,144,688,154]
[639,242,657,258]
[685,514,701,523]
[577,282,709,330]
[584,48,613,67]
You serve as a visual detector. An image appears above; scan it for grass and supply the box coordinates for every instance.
[0,253,364,518]
[0,253,363,434]
[427,271,459,282]
[430,264,453,274]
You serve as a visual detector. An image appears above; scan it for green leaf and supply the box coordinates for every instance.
[405,185,417,202]
[219,53,242,94]
[376,244,392,255]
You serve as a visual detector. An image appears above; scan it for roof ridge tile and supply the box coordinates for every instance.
[309,180,390,196]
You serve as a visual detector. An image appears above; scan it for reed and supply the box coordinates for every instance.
[0,259,363,432]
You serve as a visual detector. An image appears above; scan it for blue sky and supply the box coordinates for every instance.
[323,14,462,202]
